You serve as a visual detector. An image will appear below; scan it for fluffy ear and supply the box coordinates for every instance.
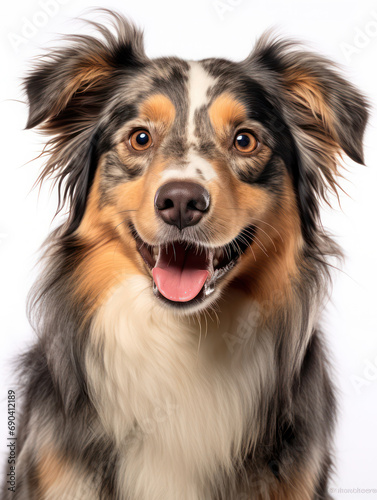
[243,35,369,244]
[25,13,145,129]
[24,13,146,234]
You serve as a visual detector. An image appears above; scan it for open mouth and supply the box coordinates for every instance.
[131,225,256,307]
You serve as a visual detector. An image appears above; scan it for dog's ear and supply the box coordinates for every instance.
[25,14,145,129]
[243,35,369,244]
[24,14,146,234]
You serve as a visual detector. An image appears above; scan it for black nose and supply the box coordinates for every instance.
[154,181,210,230]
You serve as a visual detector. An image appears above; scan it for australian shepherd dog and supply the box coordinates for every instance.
[3,12,368,500]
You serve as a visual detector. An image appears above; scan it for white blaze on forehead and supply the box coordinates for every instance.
[161,152,217,183]
[159,62,218,184]
[187,61,217,142]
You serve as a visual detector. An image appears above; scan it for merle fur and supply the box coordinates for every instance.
[2,12,369,499]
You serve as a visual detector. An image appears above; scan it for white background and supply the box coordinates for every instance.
[1,0,377,497]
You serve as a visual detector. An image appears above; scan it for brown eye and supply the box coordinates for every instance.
[234,131,258,154]
[129,130,152,151]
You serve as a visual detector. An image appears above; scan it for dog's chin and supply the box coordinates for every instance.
[130,224,256,313]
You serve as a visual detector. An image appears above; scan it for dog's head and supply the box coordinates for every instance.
[25,14,368,313]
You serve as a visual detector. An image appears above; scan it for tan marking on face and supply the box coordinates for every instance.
[139,94,176,126]
[209,93,248,136]
[108,157,167,244]
[205,161,272,247]
[113,95,176,173]
[225,169,303,311]
[75,164,145,315]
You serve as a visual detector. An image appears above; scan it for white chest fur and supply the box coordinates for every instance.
[86,276,276,500]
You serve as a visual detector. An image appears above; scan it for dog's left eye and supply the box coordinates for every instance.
[234,131,259,154]
[129,130,153,151]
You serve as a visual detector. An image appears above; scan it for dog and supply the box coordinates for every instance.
[3,12,368,500]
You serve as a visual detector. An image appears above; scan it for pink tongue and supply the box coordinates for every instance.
[152,243,209,302]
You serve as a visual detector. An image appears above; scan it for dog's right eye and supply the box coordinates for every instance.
[129,130,153,151]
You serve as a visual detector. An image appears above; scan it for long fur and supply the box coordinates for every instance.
[2,12,368,500]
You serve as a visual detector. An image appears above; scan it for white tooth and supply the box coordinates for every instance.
[204,281,215,296]
[213,258,219,267]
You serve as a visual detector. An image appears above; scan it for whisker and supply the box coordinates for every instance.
[251,239,269,258]
[114,218,130,231]
[232,239,243,258]
[237,235,258,262]
[250,246,257,262]
[196,311,202,361]
[239,233,269,258]
[244,231,268,254]
[252,218,284,243]
[223,244,232,261]
[224,210,284,243]
[251,225,277,252]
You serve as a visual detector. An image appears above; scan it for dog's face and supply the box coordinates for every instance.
[25,17,368,314]
[81,58,301,311]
